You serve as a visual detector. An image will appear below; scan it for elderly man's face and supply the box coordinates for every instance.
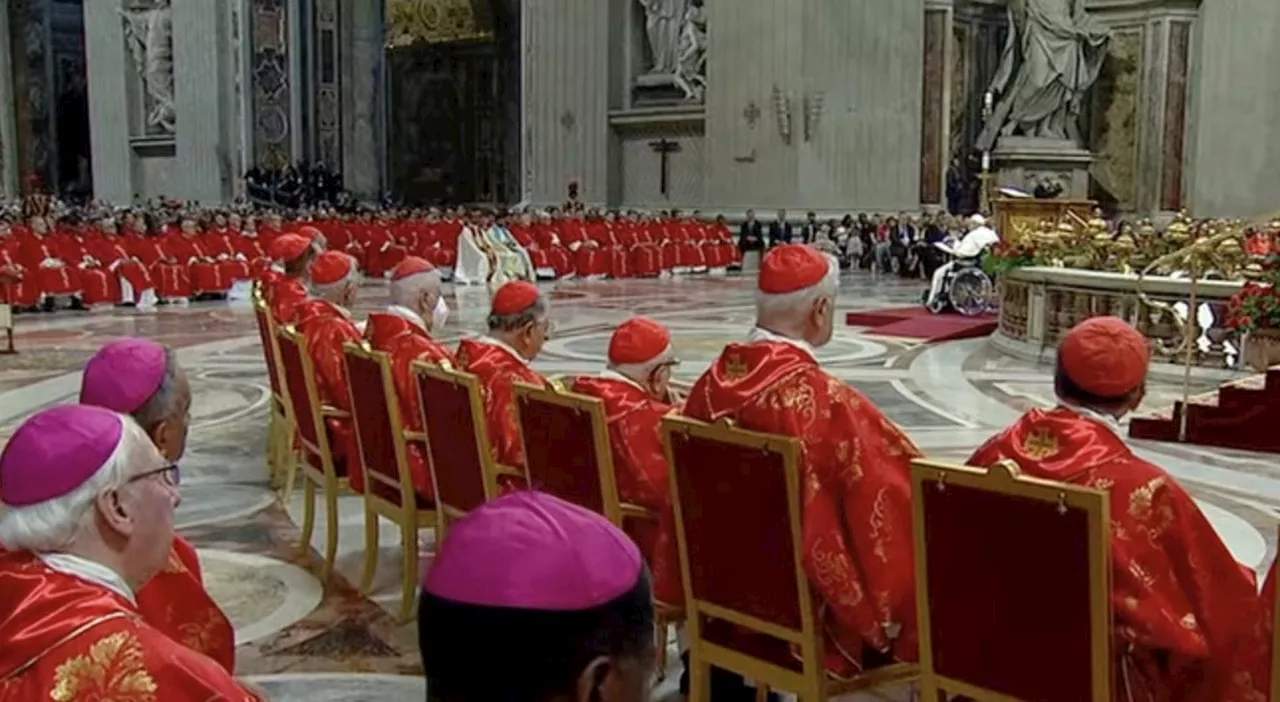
[99,434,181,589]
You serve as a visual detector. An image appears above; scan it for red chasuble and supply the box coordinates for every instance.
[264,273,309,326]
[133,537,236,674]
[365,312,457,499]
[681,340,921,677]
[0,551,262,701]
[968,407,1264,702]
[571,374,673,563]
[456,338,545,472]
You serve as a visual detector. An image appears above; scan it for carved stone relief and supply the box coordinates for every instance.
[121,0,175,136]
[634,0,705,105]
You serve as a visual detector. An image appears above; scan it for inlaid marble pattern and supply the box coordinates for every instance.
[1091,29,1143,209]
[0,271,1276,696]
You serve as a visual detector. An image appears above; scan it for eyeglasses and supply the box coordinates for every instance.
[127,463,181,487]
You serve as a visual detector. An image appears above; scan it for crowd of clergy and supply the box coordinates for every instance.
[0,199,745,316]
[0,230,1277,701]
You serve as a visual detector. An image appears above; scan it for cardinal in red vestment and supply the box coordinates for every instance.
[0,218,39,309]
[968,316,1264,702]
[571,316,679,573]
[294,251,364,488]
[79,337,237,673]
[678,244,921,678]
[0,405,264,700]
[261,233,316,325]
[17,214,82,306]
[457,281,549,474]
[364,256,456,499]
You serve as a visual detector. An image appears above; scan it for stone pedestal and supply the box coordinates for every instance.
[992,137,1095,200]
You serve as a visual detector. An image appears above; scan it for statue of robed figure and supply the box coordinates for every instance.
[977,0,1110,151]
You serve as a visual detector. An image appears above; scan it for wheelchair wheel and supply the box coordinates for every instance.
[949,268,993,317]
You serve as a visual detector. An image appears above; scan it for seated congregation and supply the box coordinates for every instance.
[0,241,1276,701]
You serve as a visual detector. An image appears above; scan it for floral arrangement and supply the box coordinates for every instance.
[1226,281,1280,333]
[982,240,1037,278]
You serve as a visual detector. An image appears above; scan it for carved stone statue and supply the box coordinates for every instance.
[673,4,707,102]
[121,0,175,135]
[638,0,688,75]
[976,0,1109,150]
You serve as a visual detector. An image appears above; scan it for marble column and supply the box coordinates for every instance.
[172,0,231,202]
[84,0,136,204]
[310,0,342,171]
[248,0,293,169]
[0,0,18,199]
[920,0,954,208]
[341,0,381,197]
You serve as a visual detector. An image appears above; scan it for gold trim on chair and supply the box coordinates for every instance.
[252,292,294,493]
[411,361,508,537]
[276,325,352,582]
[343,341,439,623]
[1271,525,1280,702]
[661,415,915,701]
[909,458,1112,702]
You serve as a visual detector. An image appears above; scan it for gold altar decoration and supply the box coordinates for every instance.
[386,0,493,47]
[991,197,1095,248]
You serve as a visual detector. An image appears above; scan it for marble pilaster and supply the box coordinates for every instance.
[248,0,293,169]
[172,0,232,202]
[920,1,953,207]
[0,0,18,199]
[340,0,381,197]
[310,0,342,171]
[84,0,136,204]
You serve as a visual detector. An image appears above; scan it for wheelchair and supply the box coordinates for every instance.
[924,256,995,317]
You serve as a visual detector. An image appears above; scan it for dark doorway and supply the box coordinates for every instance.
[386,0,519,206]
[7,0,90,199]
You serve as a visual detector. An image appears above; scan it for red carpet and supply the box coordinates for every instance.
[845,306,998,343]
[1129,367,1280,454]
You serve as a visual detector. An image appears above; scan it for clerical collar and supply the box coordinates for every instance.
[38,552,136,605]
[479,336,531,366]
[387,304,427,332]
[601,368,646,392]
[747,326,817,361]
[1057,401,1125,438]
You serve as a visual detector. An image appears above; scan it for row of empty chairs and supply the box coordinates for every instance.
[252,292,1279,700]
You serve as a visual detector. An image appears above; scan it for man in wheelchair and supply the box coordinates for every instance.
[923,213,999,315]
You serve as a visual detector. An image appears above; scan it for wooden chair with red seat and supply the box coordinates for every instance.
[251,284,292,490]
[1270,526,1280,702]
[513,380,684,679]
[275,325,350,582]
[411,362,520,540]
[910,458,1112,702]
[342,341,439,622]
[661,414,917,702]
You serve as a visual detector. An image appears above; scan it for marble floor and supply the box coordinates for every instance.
[0,270,1276,702]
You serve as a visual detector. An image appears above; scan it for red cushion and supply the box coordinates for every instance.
[343,351,404,504]
[254,307,283,397]
[416,373,487,513]
[276,333,319,447]
[921,482,1095,702]
[517,395,606,515]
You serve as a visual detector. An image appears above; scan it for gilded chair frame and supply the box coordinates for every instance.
[1271,525,1280,702]
[515,380,684,680]
[342,341,439,622]
[910,458,1112,702]
[251,285,293,491]
[411,361,518,537]
[661,415,915,701]
[511,381,623,525]
[276,325,350,582]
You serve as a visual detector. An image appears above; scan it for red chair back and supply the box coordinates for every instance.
[661,415,812,678]
[514,382,617,522]
[253,296,283,398]
[275,327,321,451]
[911,459,1111,702]
[343,343,413,507]
[413,364,494,519]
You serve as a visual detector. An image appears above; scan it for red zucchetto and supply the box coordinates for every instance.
[297,225,322,241]
[491,281,540,316]
[268,234,311,263]
[1059,316,1150,397]
[608,317,673,367]
[392,256,436,281]
[311,251,354,286]
[758,244,832,294]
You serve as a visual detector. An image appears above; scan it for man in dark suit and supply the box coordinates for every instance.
[767,209,793,248]
[800,211,820,244]
[738,209,764,253]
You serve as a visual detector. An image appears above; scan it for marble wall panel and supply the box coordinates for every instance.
[0,0,12,199]
[341,0,380,195]
[1160,21,1188,212]
[173,0,231,202]
[522,0,611,205]
[250,0,293,169]
[1089,29,1142,210]
[618,127,706,209]
[312,0,341,170]
[920,10,948,206]
[950,22,969,160]
[84,0,134,203]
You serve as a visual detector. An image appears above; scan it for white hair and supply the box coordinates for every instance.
[609,344,676,383]
[755,252,840,321]
[0,416,158,553]
[389,269,442,309]
[311,254,359,301]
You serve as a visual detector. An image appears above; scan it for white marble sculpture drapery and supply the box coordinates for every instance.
[121,0,175,135]
[976,0,1109,150]
[673,4,707,101]
[638,0,688,76]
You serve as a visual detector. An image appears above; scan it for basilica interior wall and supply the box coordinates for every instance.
[1185,0,1280,218]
